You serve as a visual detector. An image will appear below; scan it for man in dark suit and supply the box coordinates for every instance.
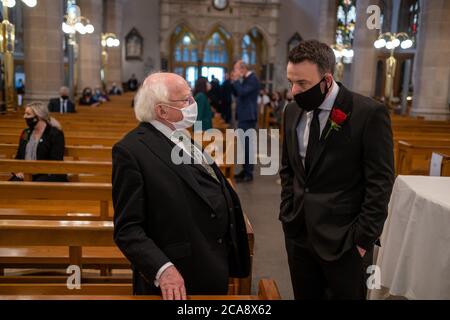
[112,72,250,300]
[280,40,394,299]
[127,74,139,92]
[219,72,233,124]
[48,86,76,113]
[231,60,260,183]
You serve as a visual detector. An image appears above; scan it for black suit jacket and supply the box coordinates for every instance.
[48,98,76,113]
[280,84,394,261]
[14,125,68,182]
[112,122,250,294]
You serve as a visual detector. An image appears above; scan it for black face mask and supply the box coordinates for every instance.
[294,77,330,112]
[61,95,69,100]
[25,117,38,130]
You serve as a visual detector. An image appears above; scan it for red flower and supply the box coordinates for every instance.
[330,108,348,125]
[324,107,350,139]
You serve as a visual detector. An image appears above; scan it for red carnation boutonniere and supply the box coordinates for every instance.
[324,108,350,140]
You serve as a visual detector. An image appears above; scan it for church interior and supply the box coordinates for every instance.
[0,0,449,301]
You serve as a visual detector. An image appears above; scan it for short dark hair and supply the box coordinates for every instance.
[288,40,336,75]
[193,77,208,97]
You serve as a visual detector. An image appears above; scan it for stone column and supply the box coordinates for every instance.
[317,0,337,45]
[104,0,124,90]
[77,0,103,93]
[23,0,64,102]
[349,0,380,97]
[410,0,450,120]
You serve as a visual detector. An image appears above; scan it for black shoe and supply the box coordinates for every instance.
[234,171,245,180]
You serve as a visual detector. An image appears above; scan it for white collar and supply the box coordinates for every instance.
[245,71,252,78]
[319,80,339,112]
[149,120,175,140]
[149,120,192,140]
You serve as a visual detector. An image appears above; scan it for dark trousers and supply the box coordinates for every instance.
[221,103,232,124]
[285,236,373,300]
[238,120,257,178]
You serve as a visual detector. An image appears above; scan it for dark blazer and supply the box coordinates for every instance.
[14,124,68,182]
[48,98,76,113]
[220,79,233,106]
[280,84,394,261]
[112,122,250,295]
[232,73,260,122]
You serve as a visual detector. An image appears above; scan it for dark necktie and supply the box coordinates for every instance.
[177,131,219,183]
[305,108,321,174]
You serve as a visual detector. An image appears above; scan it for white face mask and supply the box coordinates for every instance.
[162,97,198,130]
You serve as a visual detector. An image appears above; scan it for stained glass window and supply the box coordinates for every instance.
[203,31,228,64]
[408,0,420,45]
[241,34,257,65]
[174,31,197,63]
[336,0,357,46]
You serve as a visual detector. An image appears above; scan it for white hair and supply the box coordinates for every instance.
[59,86,69,96]
[134,74,170,123]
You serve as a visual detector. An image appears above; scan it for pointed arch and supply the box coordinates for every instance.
[170,24,200,87]
[240,27,267,75]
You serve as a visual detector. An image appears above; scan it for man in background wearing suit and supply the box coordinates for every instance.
[48,86,76,114]
[112,72,250,300]
[280,40,394,299]
[219,72,233,124]
[231,60,260,183]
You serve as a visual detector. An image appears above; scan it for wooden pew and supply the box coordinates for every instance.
[0,159,111,182]
[0,144,112,161]
[0,279,281,299]
[439,153,450,177]
[396,140,450,175]
[0,219,121,275]
[0,180,254,293]
[0,133,120,146]
[0,181,112,219]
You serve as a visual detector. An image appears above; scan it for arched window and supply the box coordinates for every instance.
[407,0,420,45]
[241,34,256,66]
[201,27,231,82]
[241,28,265,73]
[336,0,357,46]
[287,33,302,56]
[203,30,228,65]
[399,0,420,47]
[171,25,199,87]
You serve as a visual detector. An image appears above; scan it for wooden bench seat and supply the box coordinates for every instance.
[0,246,128,270]
[0,144,112,161]
[442,154,450,176]
[396,140,450,175]
[0,279,281,299]
[0,182,111,219]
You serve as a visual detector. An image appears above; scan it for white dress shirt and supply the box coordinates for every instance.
[60,98,68,114]
[148,120,207,286]
[296,81,340,166]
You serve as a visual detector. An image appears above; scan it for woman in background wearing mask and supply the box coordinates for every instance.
[193,77,213,132]
[11,102,67,182]
[79,87,101,107]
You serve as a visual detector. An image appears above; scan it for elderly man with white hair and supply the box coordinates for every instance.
[48,86,76,114]
[112,72,250,300]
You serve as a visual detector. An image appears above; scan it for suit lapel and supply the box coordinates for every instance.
[137,123,215,211]
[291,105,306,178]
[306,83,353,179]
